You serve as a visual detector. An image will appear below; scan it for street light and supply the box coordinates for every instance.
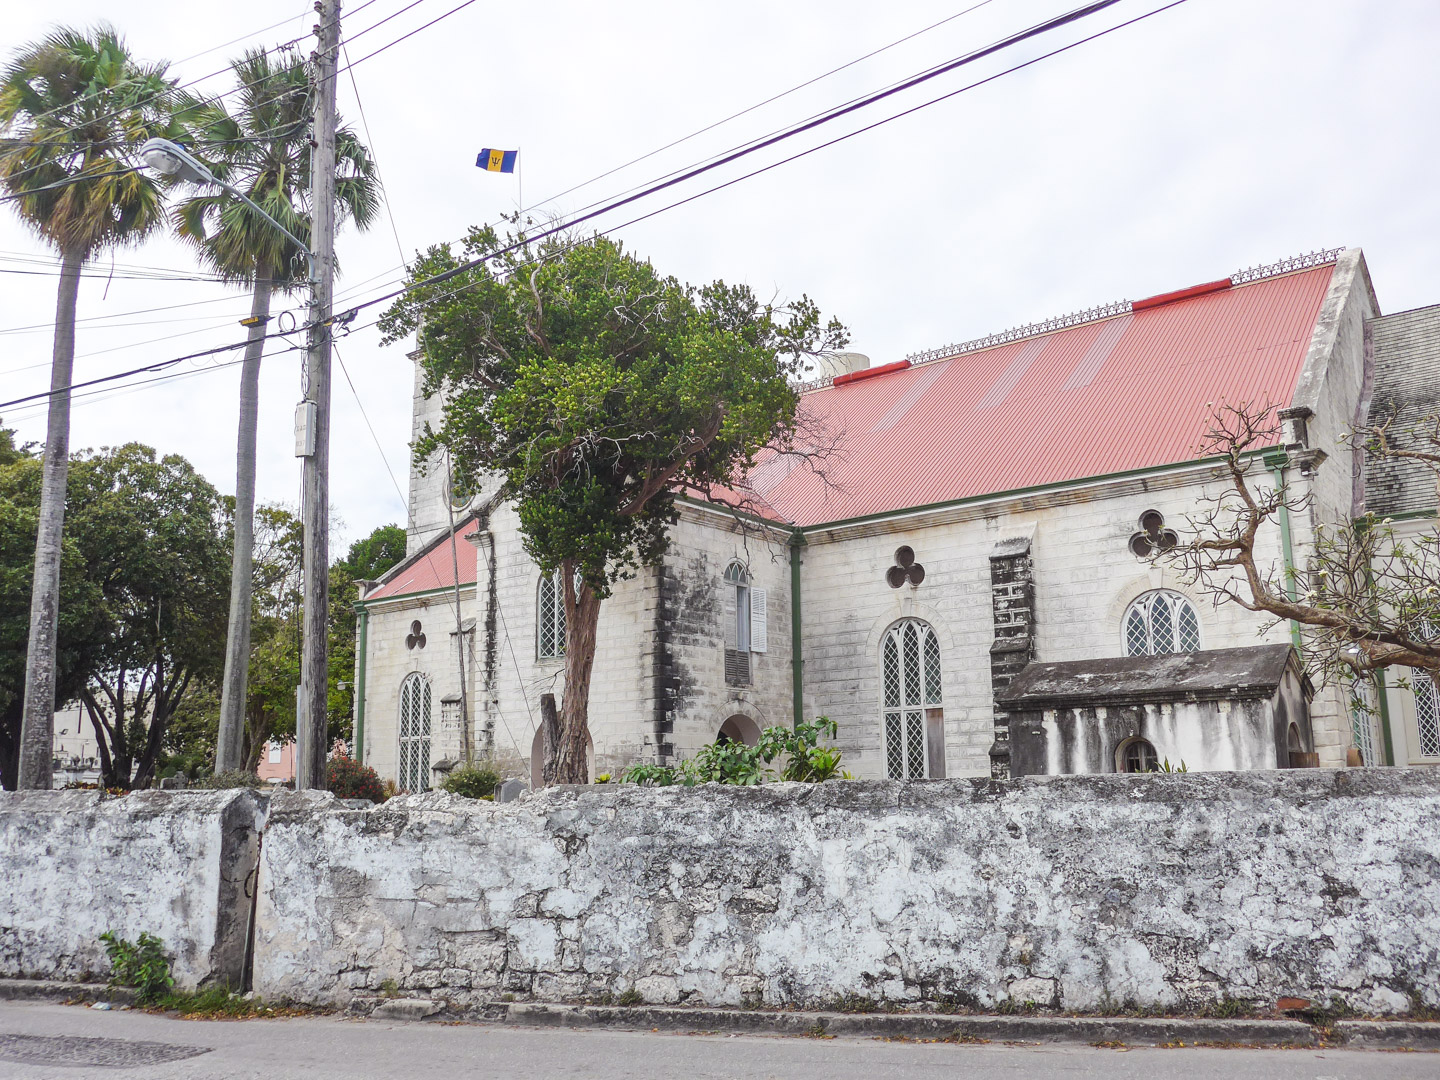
[139,138,312,260]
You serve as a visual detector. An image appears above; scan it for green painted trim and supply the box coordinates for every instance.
[795,451,1269,535]
[1370,507,1438,523]
[354,606,369,764]
[355,582,478,607]
[1374,666,1396,767]
[789,531,807,728]
[1263,452,1303,650]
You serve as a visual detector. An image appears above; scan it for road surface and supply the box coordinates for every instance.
[0,1000,1435,1079]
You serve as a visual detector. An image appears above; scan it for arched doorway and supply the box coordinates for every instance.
[717,714,762,747]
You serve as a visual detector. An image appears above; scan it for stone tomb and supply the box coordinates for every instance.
[998,644,1315,776]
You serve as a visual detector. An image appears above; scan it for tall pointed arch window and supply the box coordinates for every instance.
[398,673,432,792]
[1414,671,1439,759]
[1123,590,1201,657]
[881,619,945,779]
[1412,620,1439,760]
[537,570,567,659]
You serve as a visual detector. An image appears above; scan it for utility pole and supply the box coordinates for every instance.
[297,0,340,791]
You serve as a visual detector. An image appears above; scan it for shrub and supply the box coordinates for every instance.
[327,755,385,802]
[441,763,501,800]
[621,716,850,786]
[100,931,173,1004]
[192,769,263,790]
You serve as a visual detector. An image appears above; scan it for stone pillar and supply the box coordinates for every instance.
[988,536,1035,780]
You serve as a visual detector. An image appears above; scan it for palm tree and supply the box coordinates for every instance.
[176,47,379,774]
[0,26,180,788]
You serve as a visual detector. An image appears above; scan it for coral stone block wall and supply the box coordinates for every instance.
[254,771,1440,1013]
[0,789,261,990]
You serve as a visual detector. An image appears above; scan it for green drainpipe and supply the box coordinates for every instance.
[1374,666,1396,766]
[353,603,369,763]
[789,531,807,727]
[1264,451,1303,650]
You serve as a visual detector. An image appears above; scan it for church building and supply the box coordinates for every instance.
[351,247,1440,788]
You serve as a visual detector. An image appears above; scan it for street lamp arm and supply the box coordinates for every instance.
[139,137,314,260]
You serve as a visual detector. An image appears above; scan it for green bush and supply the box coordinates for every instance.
[192,769,263,790]
[327,755,386,802]
[621,716,850,786]
[100,931,173,1004]
[441,763,502,800]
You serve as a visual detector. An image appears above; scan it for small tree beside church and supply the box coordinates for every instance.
[381,229,846,783]
[1165,401,1439,685]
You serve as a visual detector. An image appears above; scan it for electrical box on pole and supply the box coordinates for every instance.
[293,401,317,457]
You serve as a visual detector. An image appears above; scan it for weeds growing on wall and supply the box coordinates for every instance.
[621,717,850,786]
[100,932,173,1004]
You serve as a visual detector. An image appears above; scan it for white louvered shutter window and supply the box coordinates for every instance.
[749,587,767,653]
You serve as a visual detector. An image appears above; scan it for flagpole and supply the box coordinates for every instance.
[517,145,523,223]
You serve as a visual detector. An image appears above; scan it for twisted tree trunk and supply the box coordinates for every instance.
[549,563,599,785]
[17,245,84,790]
[216,270,274,773]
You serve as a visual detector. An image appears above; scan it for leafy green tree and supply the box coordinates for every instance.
[381,230,846,783]
[1,442,229,789]
[337,524,406,581]
[233,510,384,770]
[0,428,102,789]
[175,46,379,775]
[0,26,183,787]
[67,445,231,789]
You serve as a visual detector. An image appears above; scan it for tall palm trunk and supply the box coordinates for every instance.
[215,269,273,773]
[17,246,84,789]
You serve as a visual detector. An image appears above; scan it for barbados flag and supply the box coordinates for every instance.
[476,148,517,173]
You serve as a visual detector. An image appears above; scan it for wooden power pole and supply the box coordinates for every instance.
[297,0,341,791]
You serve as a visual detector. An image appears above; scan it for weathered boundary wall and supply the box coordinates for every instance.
[0,789,261,990]
[254,770,1440,1013]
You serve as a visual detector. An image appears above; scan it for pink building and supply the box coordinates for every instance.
[256,741,295,785]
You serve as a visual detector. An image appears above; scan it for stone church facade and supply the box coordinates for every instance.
[353,247,1440,788]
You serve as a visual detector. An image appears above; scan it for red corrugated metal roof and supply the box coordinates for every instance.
[366,520,478,600]
[754,265,1335,527]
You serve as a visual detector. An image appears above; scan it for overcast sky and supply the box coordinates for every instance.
[1,0,1436,551]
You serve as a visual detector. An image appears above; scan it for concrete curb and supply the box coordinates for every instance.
[498,1003,1318,1046]
[1336,1020,1440,1049]
[0,979,137,1006]
[5,981,1436,1049]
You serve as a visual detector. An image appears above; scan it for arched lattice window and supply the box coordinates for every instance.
[1415,672,1439,759]
[881,619,944,780]
[537,571,567,659]
[1123,590,1201,656]
[398,673,432,792]
[1117,737,1158,773]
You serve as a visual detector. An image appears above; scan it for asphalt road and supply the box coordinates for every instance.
[1,1001,1437,1080]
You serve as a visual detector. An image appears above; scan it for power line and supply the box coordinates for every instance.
[316,0,1010,310]
[3,0,1189,417]
[0,324,303,411]
[338,0,482,73]
[342,44,408,270]
[533,0,1001,218]
[338,0,1137,321]
[335,342,410,518]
